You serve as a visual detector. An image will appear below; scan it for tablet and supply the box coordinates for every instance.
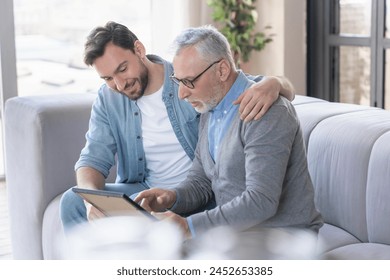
[72,187,157,221]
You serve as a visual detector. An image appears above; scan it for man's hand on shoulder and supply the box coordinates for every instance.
[234,76,295,122]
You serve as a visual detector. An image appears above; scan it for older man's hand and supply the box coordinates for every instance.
[134,188,176,212]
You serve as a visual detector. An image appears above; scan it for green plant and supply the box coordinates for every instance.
[208,0,273,67]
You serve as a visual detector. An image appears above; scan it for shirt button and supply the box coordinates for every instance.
[137,136,141,139]
[138,173,143,176]
[134,112,139,116]
[139,158,143,161]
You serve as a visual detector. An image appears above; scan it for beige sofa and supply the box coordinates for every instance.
[5,93,390,259]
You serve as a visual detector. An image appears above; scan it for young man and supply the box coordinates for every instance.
[135,25,323,238]
[60,21,296,232]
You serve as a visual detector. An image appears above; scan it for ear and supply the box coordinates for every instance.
[217,59,231,82]
[134,40,146,59]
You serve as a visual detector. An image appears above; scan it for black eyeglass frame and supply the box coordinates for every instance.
[170,59,222,89]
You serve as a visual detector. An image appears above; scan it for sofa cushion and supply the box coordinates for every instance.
[367,131,390,245]
[322,243,390,260]
[42,194,65,259]
[307,110,390,245]
[317,223,361,255]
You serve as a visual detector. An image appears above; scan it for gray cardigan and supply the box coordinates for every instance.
[172,92,323,235]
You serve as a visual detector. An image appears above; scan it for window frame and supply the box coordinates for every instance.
[307,0,388,108]
[0,0,18,106]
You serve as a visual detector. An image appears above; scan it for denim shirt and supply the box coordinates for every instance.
[75,55,200,184]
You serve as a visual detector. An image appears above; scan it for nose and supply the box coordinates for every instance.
[178,84,191,100]
[114,76,127,92]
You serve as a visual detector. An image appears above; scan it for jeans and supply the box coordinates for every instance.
[59,183,149,233]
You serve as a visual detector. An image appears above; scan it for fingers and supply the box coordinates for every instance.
[134,190,170,212]
[239,90,278,121]
[84,200,104,220]
[238,95,255,120]
[134,189,177,213]
[139,197,154,212]
[153,211,191,239]
[232,93,244,105]
[133,189,151,203]
[84,200,92,213]
[245,100,272,122]
[236,88,267,122]
[241,95,267,122]
[237,92,252,115]
[88,205,105,221]
[254,102,271,121]
[133,189,156,209]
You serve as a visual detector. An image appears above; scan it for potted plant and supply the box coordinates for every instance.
[208,0,273,68]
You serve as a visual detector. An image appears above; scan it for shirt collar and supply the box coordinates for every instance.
[212,70,253,114]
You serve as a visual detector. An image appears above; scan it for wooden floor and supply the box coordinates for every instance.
[0,180,12,259]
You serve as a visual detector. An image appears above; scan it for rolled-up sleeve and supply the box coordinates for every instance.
[75,90,117,178]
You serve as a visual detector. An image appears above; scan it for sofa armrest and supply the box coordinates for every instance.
[4,93,97,259]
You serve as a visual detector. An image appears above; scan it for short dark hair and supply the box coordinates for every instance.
[84,21,139,66]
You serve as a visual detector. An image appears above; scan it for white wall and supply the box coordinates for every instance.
[244,0,306,95]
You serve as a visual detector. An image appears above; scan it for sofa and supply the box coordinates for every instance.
[4,93,390,259]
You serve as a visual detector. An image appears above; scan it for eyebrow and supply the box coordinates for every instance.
[100,61,128,79]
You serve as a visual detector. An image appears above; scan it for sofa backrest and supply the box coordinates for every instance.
[293,96,390,245]
[366,131,390,244]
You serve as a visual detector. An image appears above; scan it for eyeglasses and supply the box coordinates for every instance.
[170,59,222,89]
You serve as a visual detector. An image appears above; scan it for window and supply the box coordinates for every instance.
[14,0,154,97]
[0,0,190,178]
[307,0,389,109]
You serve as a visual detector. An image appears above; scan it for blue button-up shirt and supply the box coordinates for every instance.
[75,55,200,185]
[208,71,255,161]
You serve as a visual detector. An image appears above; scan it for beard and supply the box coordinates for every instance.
[190,98,218,114]
[121,60,149,101]
[188,81,225,113]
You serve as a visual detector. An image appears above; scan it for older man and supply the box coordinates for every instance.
[135,25,323,238]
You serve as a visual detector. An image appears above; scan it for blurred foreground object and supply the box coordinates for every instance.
[185,226,319,260]
[58,216,318,259]
[58,216,184,259]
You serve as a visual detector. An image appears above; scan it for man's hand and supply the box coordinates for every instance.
[77,166,107,221]
[152,211,191,239]
[134,188,177,212]
[234,76,295,122]
[84,200,105,221]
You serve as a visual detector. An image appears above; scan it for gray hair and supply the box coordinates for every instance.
[172,25,235,68]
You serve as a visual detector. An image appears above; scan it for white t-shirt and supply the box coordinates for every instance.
[136,87,192,189]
